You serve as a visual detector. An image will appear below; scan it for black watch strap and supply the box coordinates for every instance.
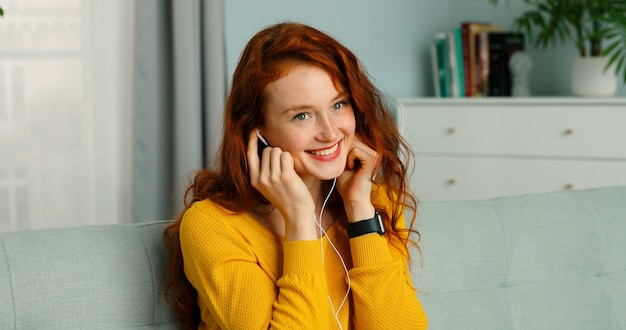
[347,212,385,238]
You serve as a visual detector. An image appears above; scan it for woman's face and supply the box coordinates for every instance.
[259,63,356,183]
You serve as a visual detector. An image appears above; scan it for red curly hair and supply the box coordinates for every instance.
[163,22,419,329]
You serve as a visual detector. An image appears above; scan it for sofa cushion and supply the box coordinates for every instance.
[0,221,178,329]
[410,185,626,329]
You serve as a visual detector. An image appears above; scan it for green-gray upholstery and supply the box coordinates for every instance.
[411,185,626,329]
[1,186,625,329]
[0,221,178,329]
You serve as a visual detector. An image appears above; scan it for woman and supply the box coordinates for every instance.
[164,22,427,329]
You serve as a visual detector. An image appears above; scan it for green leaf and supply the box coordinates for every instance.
[603,40,619,55]
[614,56,626,83]
[487,0,626,79]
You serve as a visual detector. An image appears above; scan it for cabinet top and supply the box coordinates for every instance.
[397,97,626,107]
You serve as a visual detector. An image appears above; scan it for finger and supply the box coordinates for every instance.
[350,144,375,169]
[269,147,283,182]
[347,144,381,184]
[260,146,272,172]
[280,151,295,174]
[352,139,378,158]
[345,147,358,170]
[247,130,260,181]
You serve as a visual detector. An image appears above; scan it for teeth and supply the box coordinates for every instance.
[310,143,338,156]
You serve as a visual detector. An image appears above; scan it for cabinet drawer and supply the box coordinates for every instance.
[399,100,626,159]
[411,155,626,201]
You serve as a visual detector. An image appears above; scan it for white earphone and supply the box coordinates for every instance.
[314,178,350,330]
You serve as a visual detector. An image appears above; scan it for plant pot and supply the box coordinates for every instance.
[571,57,617,97]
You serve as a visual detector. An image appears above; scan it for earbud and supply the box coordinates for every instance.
[256,129,270,147]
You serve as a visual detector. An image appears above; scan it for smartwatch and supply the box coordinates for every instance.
[347,212,385,238]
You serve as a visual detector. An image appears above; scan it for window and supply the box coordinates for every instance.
[0,0,132,231]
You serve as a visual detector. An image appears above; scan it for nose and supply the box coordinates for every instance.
[317,115,338,141]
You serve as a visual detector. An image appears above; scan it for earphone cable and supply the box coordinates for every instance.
[313,177,351,329]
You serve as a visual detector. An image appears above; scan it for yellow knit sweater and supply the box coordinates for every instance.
[180,189,427,329]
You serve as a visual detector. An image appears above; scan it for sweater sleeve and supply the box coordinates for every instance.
[347,210,428,329]
[180,204,331,329]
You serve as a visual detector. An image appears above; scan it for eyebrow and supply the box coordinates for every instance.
[281,93,347,114]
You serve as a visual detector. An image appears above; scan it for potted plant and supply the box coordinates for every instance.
[488,0,626,96]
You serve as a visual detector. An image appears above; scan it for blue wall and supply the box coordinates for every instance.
[224,0,625,98]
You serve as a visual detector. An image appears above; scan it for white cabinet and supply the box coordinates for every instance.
[397,98,626,201]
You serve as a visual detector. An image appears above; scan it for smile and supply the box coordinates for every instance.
[307,141,340,157]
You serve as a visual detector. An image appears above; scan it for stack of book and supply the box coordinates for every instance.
[431,22,525,97]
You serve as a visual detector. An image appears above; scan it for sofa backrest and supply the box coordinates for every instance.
[2,186,625,329]
[0,221,179,329]
[409,185,626,329]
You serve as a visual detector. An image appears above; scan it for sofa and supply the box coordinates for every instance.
[0,220,179,329]
[411,185,626,329]
[1,185,625,329]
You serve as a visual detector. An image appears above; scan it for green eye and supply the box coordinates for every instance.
[294,113,308,121]
[333,101,346,110]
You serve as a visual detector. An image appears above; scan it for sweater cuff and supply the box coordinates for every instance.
[349,234,393,267]
[283,240,324,274]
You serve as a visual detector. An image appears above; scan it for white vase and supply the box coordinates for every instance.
[571,56,617,97]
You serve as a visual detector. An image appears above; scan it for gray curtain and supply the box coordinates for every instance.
[132,0,226,222]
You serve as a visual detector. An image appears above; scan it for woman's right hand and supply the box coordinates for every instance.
[247,130,317,240]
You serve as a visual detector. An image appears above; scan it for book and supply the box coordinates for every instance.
[430,41,441,97]
[447,30,461,97]
[461,22,487,97]
[431,33,450,97]
[487,32,525,96]
[461,22,504,97]
[454,27,465,97]
[474,31,490,97]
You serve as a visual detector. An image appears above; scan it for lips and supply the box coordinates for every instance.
[307,142,340,157]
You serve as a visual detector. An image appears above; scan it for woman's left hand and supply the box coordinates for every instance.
[336,138,380,222]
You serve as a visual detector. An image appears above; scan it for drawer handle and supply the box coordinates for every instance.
[564,128,574,135]
[447,127,457,134]
[564,183,575,190]
[447,178,457,185]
